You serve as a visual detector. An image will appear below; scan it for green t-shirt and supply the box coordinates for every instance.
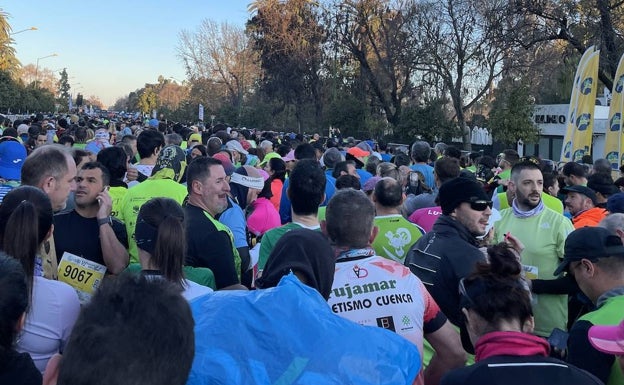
[495,169,511,193]
[109,186,127,219]
[258,222,320,272]
[125,263,216,290]
[497,192,564,214]
[579,295,624,385]
[372,215,424,264]
[494,207,574,337]
[119,179,188,264]
[317,206,326,222]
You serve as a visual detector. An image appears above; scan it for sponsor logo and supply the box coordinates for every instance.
[563,141,572,159]
[610,113,621,132]
[576,113,591,131]
[352,265,368,279]
[331,280,397,300]
[376,316,396,332]
[607,151,619,169]
[616,75,624,93]
[580,77,593,95]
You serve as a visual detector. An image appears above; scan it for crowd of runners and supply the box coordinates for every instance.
[0,113,623,385]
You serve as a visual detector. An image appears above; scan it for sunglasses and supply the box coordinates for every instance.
[459,278,476,308]
[468,199,492,211]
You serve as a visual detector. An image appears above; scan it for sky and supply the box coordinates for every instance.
[4,1,251,107]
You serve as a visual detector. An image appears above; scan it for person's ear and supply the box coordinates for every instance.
[522,316,535,334]
[320,220,328,236]
[369,225,379,244]
[41,176,56,194]
[44,224,54,242]
[191,180,202,195]
[43,353,62,385]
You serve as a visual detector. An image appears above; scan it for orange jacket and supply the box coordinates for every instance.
[572,207,608,229]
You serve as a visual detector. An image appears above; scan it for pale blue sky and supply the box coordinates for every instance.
[4,1,250,106]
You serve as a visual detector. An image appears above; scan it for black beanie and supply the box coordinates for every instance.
[438,177,489,215]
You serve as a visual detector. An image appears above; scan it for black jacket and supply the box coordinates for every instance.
[404,215,485,351]
[441,354,603,385]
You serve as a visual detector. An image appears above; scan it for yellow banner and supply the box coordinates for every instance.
[570,51,599,162]
[607,55,624,174]
[561,46,597,162]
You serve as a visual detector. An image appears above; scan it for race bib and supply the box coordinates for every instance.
[58,252,107,304]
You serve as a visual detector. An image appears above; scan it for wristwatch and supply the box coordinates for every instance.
[98,217,112,227]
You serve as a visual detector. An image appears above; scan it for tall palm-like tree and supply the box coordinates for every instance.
[0,9,20,77]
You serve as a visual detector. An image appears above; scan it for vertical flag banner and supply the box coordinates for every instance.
[561,46,596,162]
[570,50,600,162]
[199,104,204,121]
[604,53,624,173]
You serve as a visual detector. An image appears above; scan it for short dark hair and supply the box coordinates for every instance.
[288,159,326,216]
[57,274,194,385]
[410,141,431,163]
[332,160,355,179]
[444,146,461,159]
[21,145,71,187]
[97,146,128,182]
[592,158,612,175]
[326,189,374,248]
[510,160,542,183]
[335,175,361,190]
[80,161,111,186]
[137,130,165,159]
[435,157,461,184]
[294,143,316,160]
[374,177,403,208]
[186,156,223,194]
[543,172,558,192]
[562,161,586,178]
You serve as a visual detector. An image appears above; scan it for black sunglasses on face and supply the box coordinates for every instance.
[468,199,492,211]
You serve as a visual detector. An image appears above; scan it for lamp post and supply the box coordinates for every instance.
[9,26,37,36]
[35,53,58,87]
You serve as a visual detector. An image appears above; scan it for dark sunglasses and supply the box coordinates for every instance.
[468,199,492,211]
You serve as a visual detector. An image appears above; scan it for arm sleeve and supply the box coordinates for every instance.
[279,180,291,224]
[531,274,579,295]
[112,218,129,249]
[567,319,615,384]
[198,231,240,289]
[420,281,448,334]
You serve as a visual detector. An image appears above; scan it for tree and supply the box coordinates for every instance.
[328,0,421,127]
[137,86,157,114]
[413,0,509,149]
[85,95,104,109]
[488,77,539,145]
[178,19,260,125]
[512,0,624,90]
[247,0,325,130]
[0,10,19,77]
[57,68,70,100]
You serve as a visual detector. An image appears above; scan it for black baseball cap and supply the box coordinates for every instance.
[554,227,624,275]
[561,185,597,205]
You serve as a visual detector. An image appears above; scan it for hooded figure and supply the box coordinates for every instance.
[256,228,335,300]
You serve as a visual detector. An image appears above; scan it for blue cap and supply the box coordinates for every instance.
[0,141,26,180]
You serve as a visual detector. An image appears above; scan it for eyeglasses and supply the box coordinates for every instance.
[468,199,492,211]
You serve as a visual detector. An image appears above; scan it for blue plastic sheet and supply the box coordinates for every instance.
[187,274,421,385]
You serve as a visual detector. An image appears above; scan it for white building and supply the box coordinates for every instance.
[530,104,610,161]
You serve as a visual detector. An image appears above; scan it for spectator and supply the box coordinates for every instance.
[51,274,195,385]
[184,157,246,290]
[555,227,624,384]
[0,254,41,385]
[562,185,608,228]
[0,186,80,372]
[441,242,602,385]
[21,145,77,279]
[494,160,573,339]
[136,198,213,301]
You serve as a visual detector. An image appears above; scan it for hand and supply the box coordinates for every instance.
[504,232,525,258]
[125,166,138,182]
[96,189,113,219]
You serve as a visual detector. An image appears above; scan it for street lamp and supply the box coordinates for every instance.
[35,53,58,87]
[9,26,37,36]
